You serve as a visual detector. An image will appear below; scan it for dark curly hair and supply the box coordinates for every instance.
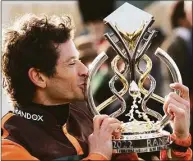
[2,14,74,107]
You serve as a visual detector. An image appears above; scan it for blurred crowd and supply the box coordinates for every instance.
[2,0,193,157]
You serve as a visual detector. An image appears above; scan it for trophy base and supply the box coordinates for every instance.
[113,122,171,153]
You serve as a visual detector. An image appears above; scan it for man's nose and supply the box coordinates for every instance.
[79,61,88,77]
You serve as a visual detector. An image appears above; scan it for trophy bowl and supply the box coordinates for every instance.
[86,2,182,153]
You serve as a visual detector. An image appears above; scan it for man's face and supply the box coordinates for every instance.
[44,40,88,104]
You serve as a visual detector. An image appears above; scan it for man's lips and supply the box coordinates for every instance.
[79,83,87,90]
[79,82,87,86]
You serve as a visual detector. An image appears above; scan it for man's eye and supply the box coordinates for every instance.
[69,59,81,66]
[69,59,82,65]
[69,62,75,65]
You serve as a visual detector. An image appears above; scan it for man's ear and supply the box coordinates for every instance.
[28,68,47,88]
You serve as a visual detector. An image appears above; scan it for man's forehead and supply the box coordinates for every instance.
[57,40,79,61]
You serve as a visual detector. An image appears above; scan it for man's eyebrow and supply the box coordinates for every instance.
[65,56,79,63]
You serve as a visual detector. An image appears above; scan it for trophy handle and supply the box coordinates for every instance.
[86,52,108,115]
[154,48,182,129]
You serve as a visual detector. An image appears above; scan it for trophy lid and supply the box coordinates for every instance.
[104,2,154,34]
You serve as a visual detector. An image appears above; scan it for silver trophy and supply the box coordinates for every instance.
[86,2,182,153]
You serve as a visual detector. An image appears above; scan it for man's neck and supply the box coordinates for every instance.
[33,91,69,106]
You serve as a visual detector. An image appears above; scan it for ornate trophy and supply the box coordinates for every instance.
[86,2,182,153]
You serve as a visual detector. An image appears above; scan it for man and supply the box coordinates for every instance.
[1,14,192,160]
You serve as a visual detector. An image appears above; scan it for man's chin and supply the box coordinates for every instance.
[75,92,88,101]
[80,88,88,100]
[81,92,88,101]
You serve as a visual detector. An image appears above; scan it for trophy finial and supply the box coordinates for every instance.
[115,23,145,50]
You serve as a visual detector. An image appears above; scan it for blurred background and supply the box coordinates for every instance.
[1,0,192,159]
[2,0,192,112]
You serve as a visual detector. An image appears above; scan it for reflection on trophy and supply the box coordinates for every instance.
[86,2,182,153]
